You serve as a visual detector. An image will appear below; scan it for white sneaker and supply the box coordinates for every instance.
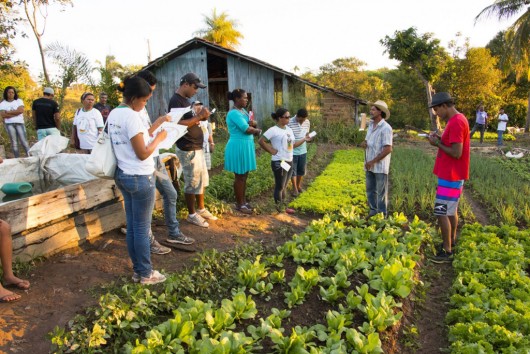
[197,208,218,221]
[187,213,209,228]
[140,270,167,285]
[132,273,140,283]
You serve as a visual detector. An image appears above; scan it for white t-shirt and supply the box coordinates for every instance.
[139,108,159,158]
[497,113,509,131]
[263,125,295,162]
[108,106,154,175]
[0,99,25,124]
[74,108,104,149]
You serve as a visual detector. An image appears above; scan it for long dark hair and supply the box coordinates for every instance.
[118,76,152,102]
[271,108,288,121]
[3,86,18,101]
[136,70,158,87]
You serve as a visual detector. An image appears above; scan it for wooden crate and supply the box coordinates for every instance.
[0,178,162,261]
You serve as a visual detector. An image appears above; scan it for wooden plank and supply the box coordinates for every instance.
[12,200,126,261]
[13,192,164,261]
[0,179,119,235]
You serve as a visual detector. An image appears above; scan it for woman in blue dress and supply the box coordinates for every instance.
[224,89,262,214]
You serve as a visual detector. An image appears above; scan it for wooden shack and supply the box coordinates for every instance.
[143,37,366,123]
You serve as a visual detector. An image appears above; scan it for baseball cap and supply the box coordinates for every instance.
[43,87,54,95]
[429,92,454,108]
[180,73,206,88]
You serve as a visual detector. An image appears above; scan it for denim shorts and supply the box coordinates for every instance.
[292,153,307,177]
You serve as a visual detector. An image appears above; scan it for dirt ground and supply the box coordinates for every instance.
[0,211,315,353]
[0,138,520,353]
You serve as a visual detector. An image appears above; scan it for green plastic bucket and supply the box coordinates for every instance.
[1,182,34,195]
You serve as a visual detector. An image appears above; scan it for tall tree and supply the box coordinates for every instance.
[476,1,530,131]
[440,47,505,118]
[46,41,91,108]
[315,57,390,103]
[381,27,449,130]
[0,63,37,98]
[194,8,243,50]
[383,66,428,129]
[20,0,72,85]
[0,0,21,68]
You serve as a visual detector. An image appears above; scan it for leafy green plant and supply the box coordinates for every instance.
[236,255,269,289]
[290,149,367,214]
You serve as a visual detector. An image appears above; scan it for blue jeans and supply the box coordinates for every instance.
[366,171,388,217]
[115,168,155,277]
[37,127,61,141]
[271,160,293,204]
[154,156,181,237]
[497,130,504,146]
[5,123,30,157]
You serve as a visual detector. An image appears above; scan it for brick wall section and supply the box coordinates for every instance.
[321,92,355,122]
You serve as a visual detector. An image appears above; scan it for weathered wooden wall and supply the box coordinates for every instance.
[227,56,275,124]
[146,48,209,119]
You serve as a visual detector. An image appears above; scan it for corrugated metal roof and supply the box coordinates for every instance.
[143,37,367,105]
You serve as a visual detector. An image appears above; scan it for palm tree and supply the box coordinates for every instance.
[195,8,244,50]
[46,42,92,108]
[476,1,530,132]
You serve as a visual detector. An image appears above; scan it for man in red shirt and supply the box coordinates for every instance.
[427,92,470,263]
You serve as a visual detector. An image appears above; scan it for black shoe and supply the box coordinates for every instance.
[430,248,453,263]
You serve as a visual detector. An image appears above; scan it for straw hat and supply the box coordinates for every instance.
[370,100,390,119]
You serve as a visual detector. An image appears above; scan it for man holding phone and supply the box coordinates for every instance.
[428,92,470,263]
[169,73,216,228]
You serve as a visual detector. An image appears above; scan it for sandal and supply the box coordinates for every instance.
[285,208,296,215]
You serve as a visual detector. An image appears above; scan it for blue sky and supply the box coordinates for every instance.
[13,0,513,79]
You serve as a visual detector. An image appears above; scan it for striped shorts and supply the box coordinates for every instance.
[434,178,464,216]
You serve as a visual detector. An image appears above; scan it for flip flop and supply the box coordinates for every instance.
[3,280,30,290]
[0,292,21,303]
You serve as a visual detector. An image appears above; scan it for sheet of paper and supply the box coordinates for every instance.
[280,161,291,171]
[168,107,192,123]
[308,131,317,138]
[152,122,188,150]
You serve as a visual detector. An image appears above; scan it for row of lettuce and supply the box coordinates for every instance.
[447,224,530,352]
[50,149,433,353]
[52,147,530,352]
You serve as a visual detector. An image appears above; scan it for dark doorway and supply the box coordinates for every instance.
[206,51,229,120]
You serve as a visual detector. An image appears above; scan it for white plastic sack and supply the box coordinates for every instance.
[28,135,70,157]
[43,154,97,183]
[85,132,117,179]
[506,151,524,159]
[0,156,42,184]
